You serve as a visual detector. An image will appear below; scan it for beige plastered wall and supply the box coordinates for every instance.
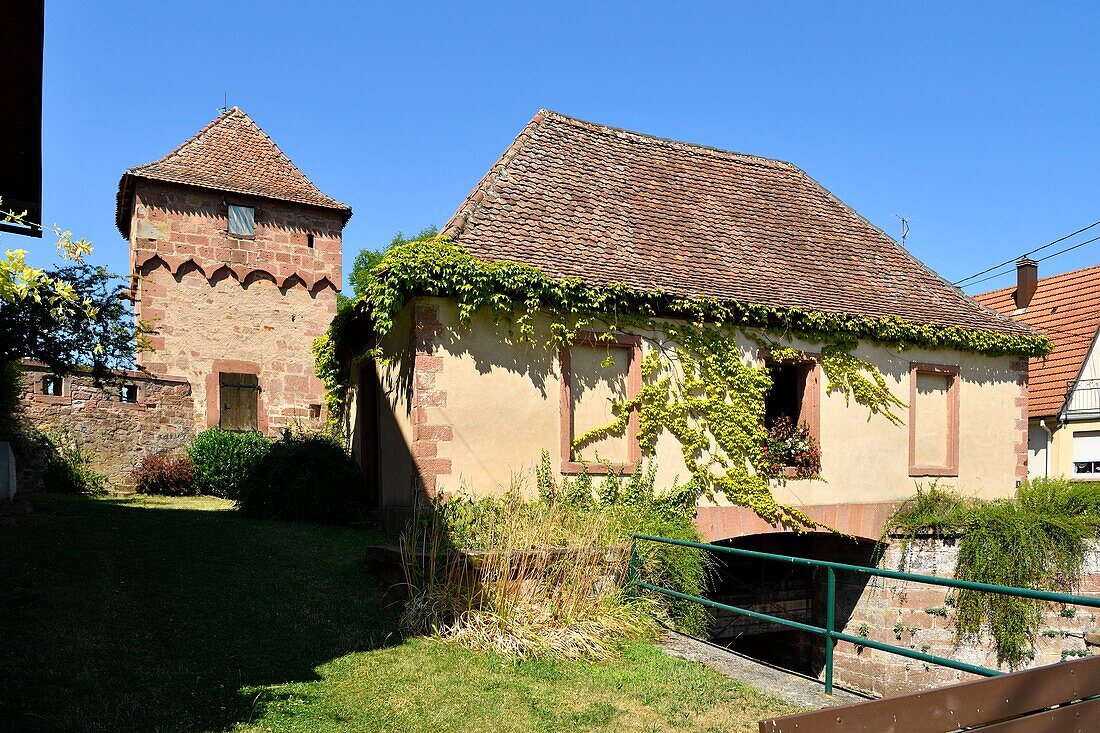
[1044,418,1100,480]
[367,297,1024,508]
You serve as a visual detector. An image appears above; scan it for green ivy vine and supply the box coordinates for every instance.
[316,236,1051,529]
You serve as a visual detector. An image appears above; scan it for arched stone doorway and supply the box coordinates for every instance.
[706,532,883,677]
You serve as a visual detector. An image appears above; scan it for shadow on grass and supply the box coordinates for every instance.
[0,493,402,733]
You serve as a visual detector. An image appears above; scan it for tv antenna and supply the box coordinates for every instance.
[895,214,911,248]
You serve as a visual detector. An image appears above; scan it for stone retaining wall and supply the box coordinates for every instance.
[830,537,1100,696]
[16,361,195,489]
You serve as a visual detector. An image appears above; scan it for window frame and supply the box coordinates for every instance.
[119,383,140,404]
[41,374,64,397]
[227,204,256,238]
[1071,430,1100,480]
[758,349,823,476]
[559,332,642,475]
[908,362,961,477]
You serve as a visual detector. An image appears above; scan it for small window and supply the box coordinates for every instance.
[228,205,255,236]
[306,233,315,249]
[1072,431,1100,478]
[120,384,138,403]
[309,403,322,420]
[42,375,63,396]
[765,361,805,428]
[762,354,822,474]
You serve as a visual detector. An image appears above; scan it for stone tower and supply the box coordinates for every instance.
[115,107,351,434]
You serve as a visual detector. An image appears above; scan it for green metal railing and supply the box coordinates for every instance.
[629,533,1100,695]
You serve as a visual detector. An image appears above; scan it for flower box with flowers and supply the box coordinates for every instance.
[762,415,821,479]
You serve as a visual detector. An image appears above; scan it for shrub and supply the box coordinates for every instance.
[885,477,1100,669]
[132,453,196,496]
[188,428,269,499]
[40,430,107,495]
[236,430,365,524]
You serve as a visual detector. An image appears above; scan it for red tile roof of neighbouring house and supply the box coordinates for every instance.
[116,107,351,237]
[975,265,1100,417]
[443,110,1029,336]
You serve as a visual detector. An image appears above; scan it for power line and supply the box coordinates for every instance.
[952,219,1100,286]
[960,233,1100,289]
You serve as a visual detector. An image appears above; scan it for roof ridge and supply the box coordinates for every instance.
[443,111,548,238]
[128,107,238,175]
[539,109,798,170]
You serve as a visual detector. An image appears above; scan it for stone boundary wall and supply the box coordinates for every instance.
[831,537,1100,696]
[16,361,195,490]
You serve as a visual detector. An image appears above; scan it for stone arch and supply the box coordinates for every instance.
[173,259,207,281]
[309,276,338,297]
[703,531,882,679]
[207,264,240,286]
[242,269,278,290]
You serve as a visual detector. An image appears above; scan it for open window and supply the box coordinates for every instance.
[560,333,642,474]
[908,363,960,477]
[219,372,259,432]
[41,374,63,396]
[119,384,139,403]
[760,352,822,476]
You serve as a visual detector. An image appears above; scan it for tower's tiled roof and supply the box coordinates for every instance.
[444,110,1028,336]
[976,265,1100,417]
[116,107,350,237]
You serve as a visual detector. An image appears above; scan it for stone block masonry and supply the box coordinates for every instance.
[17,361,195,489]
[829,537,1100,697]
[129,180,339,434]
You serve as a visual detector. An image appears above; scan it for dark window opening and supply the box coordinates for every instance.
[219,372,259,432]
[227,204,255,236]
[309,403,322,420]
[120,384,138,403]
[306,233,315,248]
[765,362,804,428]
[42,375,63,396]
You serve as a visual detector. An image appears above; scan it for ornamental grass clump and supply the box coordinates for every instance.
[885,478,1100,669]
[400,493,658,661]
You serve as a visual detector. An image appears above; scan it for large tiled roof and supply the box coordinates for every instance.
[116,107,350,237]
[975,265,1100,417]
[443,110,1028,336]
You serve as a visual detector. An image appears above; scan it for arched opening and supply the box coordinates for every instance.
[706,532,882,677]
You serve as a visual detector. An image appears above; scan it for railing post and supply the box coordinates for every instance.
[627,537,638,596]
[825,566,835,696]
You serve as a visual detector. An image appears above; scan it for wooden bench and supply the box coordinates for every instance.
[759,655,1100,732]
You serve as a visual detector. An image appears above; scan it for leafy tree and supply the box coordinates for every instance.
[0,262,142,375]
[347,225,437,300]
[1,201,146,439]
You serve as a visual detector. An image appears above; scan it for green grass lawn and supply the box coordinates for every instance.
[0,494,798,732]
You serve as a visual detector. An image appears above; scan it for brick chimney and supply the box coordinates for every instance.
[1015,257,1038,310]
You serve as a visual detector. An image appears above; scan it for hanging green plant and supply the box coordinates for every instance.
[317,236,1051,529]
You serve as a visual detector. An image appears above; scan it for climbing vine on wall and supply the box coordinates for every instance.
[316,236,1051,529]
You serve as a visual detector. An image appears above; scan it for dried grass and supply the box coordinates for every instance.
[399,495,660,660]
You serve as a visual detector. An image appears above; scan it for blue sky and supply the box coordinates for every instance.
[13,1,1100,295]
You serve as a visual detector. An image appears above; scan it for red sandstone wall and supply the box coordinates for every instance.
[17,361,195,488]
[831,538,1100,696]
[128,180,340,434]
